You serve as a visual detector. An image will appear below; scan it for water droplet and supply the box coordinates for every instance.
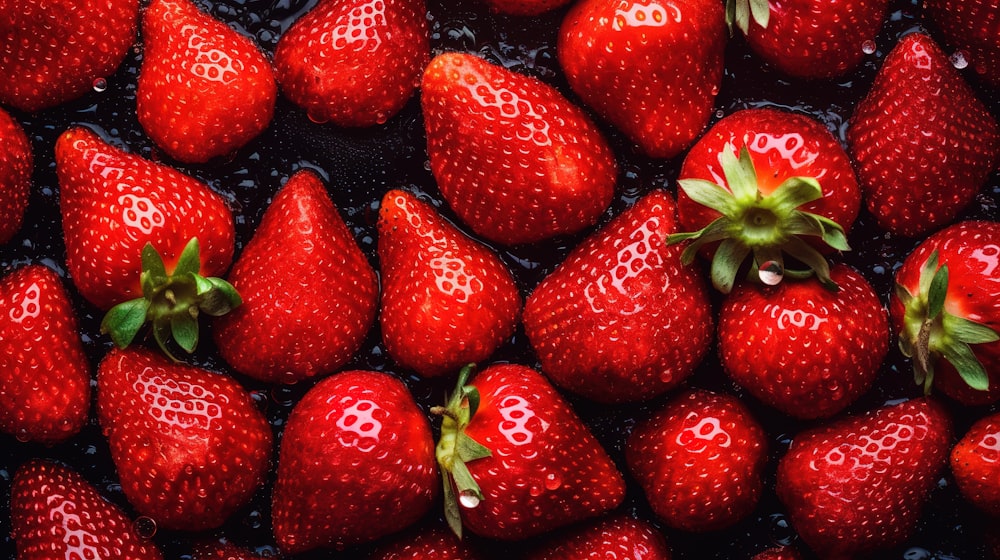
[949,50,969,69]
[458,490,481,509]
[544,472,561,491]
[758,260,784,286]
[307,110,328,125]
[861,40,877,55]
[15,430,30,443]
[133,516,157,540]
[715,109,725,119]
[92,78,108,92]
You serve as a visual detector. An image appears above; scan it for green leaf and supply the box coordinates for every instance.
[462,385,480,420]
[152,318,179,362]
[945,314,1000,345]
[677,178,737,217]
[927,264,949,320]
[441,471,462,539]
[767,176,823,215]
[942,342,990,391]
[456,433,492,463]
[720,144,760,204]
[199,277,243,316]
[711,238,750,294]
[919,251,940,296]
[894,282,915,307]
[140,243,168,298]
[749,0,771,28]
[174,238,201,276]
[782,236,837,291]
[100,298,150,349]
[170,312,199,354]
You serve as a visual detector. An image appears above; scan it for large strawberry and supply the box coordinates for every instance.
[96,347,273,531]
[421,52,617,245]
[137,0,277,163]
[274,0,429,127]
[558,0,726,158]
[0,0,139,112]
[0,107,31,245]
[272,370,438,554]
[924,0,1000,89]
[527,515,672,559]
[213,170,378,384]
[950,411,1000,517]
[847,32,1000,237]
[523,190,713,403]
[776,398,953,558]
[0,265,91,444]
[435,364,625,540]
[378,189,520,377]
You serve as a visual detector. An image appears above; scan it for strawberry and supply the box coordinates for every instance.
[950,411,1000,517]
[96,347,273,531]
[0,107,31,245]
[558,0,727,159]
[718,264,890,419]
[626,389,768,532]
[369,524,486,560]
[213,170,378,384]
[751,546,803,560]
[671,107,859,293]
[421,52,617,245]
[924,0,1000,89]
[847,32,1000,238]
[273,0,429,127]
[891,221,1000,405]
[435,364,626,540]
[137,0,277,163]
[523,190,713,403]
[0,0,139,112]
[481,0,572,16]
[527,515,672,560]
[776,398,953,558]
[191,540,267,560]
[271,370,438,554]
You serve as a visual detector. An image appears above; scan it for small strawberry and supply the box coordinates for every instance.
[626,389,768,532]
[847,32,1000,237]
[96,347,273,531]
[558,0,727,158]
[435,364,626,540]
[776,398,953,558]
[191,540,267,560]
[213,170,378,384]
[11,459,163,560]
[274,0,429,127]
[527,515,672,560]
[272,370,438,554]
[137,0,277,163]
[481,0,572,16]
[924,0,1000,89]
[0,0,139,111]
[369,524,486,560]
[950,411,1000,517]
[0,107,31,245]
[421,52,617,245]
[751,546,803,560]
[523,190,713,403]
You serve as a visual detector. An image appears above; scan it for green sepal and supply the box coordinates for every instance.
[198,276,242,317]
[711,238,750,294]
[943,342,990,391]
[927,264,949,320]
[726,0,771,36]
[140,244,167,299]
[173,238,201,277]
[947,315,1000,345]
[101,298,150,348]
[171,312,199,354]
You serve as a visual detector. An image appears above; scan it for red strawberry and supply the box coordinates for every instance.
[213,170,378,384]
[481,0,572,16]
[421,52,617,245]
[435,364,626,540]
[96,347,273,531]
[137,0,277,163]
[11,459,163,560]
[751,546,803,560]
[0,107,31,245]
[925,0,1000,89]
[0,0,139,112]
[274,0,429,127]
[626,389,768,532]
[891,221,1000,405]
[523,190,713,403]
[558,0,727,158]
[718,264,890,419]
[950,411,1000,517]
[0,265,90,444]
[191,540,267,560]
[776,398,953,558]
[672,107,860,293]
[527,515,672,560]
[272,370,438,554]
[847,32,1000,237]
[369,524,486,560]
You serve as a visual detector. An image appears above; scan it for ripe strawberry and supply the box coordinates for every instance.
[0,0,139,112]
[369,525,486,560]
[481,0,572,16]
[719,264,890,419]
[751,546,803,560]
[421,52,617,245]
[558,0,726,158]
[435,364,626,540]
[626,389,768,532]
[11,459,163,560]
[924,0,1000,89]
[213,170,378,384]
[377,189,520,377]
[776,398,953,558]
[527,515,672,559]
[0,107,31,245]
[523,190,713,403]
[191,540,267,560]
[272,370,438,554]
[847,32,1000,237]
[96,347,273,531]
[274,0,429,127]
[950,411,1000,517]
[891,221,1000,405]
[672,107,860,293]
[137,0,277,163]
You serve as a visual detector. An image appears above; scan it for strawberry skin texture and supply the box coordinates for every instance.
[370,525,486,560]
[776,398,953,559]
[192,541,267,560]
[421,52,617,245]
[274,0,429,127]
[137,0,277,163]
[55,126,235,310]
[0,107,31,244]
[96,347,273,531]
[751,547,803,560]
[719,264,889,419]
[950,411,1000,517]
[527,515,672,560]
[626,389,768,532]
[847,32,1000,238]
[0,265,91,444]
[11,459,164,560]
[378,189,520,377]
[925,0,1000,89]
[524,190,713,403]
[272,370,438,554]
[213,170,377,384]
[558,0,726,159]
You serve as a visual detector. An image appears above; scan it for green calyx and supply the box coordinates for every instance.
[896,250,998,394]
[726,0,771,36]
[431,364,492,539]
[667,143,850,294]
[100,238,242,361]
